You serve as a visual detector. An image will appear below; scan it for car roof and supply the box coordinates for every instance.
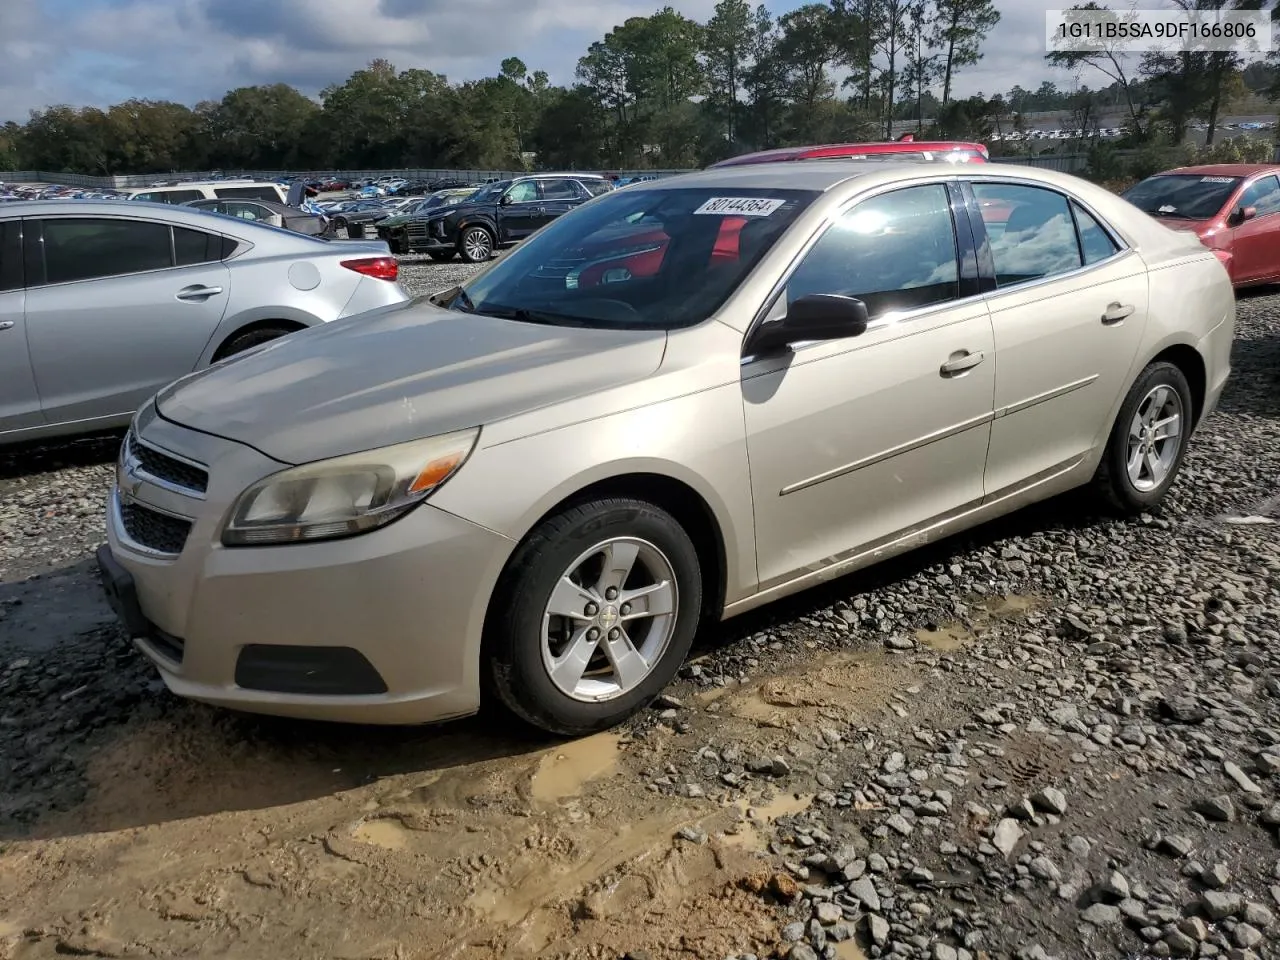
[713,141,988,167]
[1160,163,1280,177]
[631,159,1109,195]
[0,199,319,237]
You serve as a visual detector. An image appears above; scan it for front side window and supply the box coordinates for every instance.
[1237,175,1280,217]
[42,218,172,284]
[504,181,538,204]
[972,182,1082,287]
[785,183,960,318]
[451,186,818,330]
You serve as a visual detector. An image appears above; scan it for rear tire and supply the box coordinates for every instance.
[1092,361,1194,514]
[214,325,298,362]
[484,498,702,737]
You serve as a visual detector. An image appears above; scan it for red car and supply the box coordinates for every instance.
[709,139,990,169]
[1122,163,1280,287]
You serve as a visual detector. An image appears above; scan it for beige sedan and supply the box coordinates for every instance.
[97,162,1235,736]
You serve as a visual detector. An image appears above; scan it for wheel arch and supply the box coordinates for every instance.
[1147,341,1207,429]
[481,470,731,635]
[208,317,310,363]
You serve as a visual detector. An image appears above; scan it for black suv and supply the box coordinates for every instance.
[406,174,612,262]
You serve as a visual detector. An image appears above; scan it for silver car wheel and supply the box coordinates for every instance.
[1126,384,1183,492]
[463,228,492,261]
[540,537,679,703]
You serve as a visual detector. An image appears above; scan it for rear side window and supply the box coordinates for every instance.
[139,190,202,205]
[214,186,280,201]
[1071,202,1120,265]
[174,226,231,265]
[539,179,583,201]
[785,183,960,318]
[0,220,21,291]
[42,218,173,284]
[971,183,1082,287]
[581,180,613,197]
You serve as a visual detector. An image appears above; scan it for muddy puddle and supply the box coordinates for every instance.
[917,593,1043,651]
[530,731,623,804]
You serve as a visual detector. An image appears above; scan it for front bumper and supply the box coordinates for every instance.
[100,412,514,724]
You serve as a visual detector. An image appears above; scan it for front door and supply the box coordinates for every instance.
[967,180,1150,495]
[496,180,542,242]
[1229,174,1280,284]
[23,216,232,426]
[0,219,41,433]
[743,182,997,591]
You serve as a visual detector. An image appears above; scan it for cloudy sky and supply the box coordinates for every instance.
[0,0,1077,122]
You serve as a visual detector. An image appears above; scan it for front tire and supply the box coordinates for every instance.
[458,226,494,263]
[484,498,703,737]
[1092,361,1194,514]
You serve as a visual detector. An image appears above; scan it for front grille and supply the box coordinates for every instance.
[406,221,432,242]
[119,501,193,555]
[127,433,208,494]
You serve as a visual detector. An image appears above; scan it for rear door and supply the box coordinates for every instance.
[1229,174,1280,284]
[23,217,233,426]
[0,219,42,432]
[966,179,1149,496]
[536,178,589,229]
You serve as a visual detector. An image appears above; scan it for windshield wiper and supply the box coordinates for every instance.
[474,306,592,327]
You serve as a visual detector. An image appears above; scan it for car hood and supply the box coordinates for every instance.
[154,299,668,464]
[424,199,492,221]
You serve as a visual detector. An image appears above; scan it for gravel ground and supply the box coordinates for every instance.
[1,266,1279,960]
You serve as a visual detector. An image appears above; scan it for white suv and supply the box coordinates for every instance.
[126,181,288,205]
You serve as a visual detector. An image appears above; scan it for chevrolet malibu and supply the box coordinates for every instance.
[97,163,1234,737]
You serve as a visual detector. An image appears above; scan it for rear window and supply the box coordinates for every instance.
[1122,174,1241,220]
[134,190,203,204]
[214,186,281,201]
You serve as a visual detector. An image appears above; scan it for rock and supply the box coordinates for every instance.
[787,945,819,960]
[992,818,1023,858]
[1242,902,1273,928]
[1179,917,1209,941]
[848,876,881,913]
[653,694,683,710]
[676,826,707,845]
[1031,786,1067,816]
[934,946,959,960]
[1233,924,1263,950]
[1195,795,1237,822]
[867,914,890,947]
[1099,870,1130,902]
[1080,903,1121,926]
[885,635,915,650]
[1160,696,1207,724]
[1259,803,1280,826]
[1163,931,1197,957]
[1224,761,1263,794]
[814,902,842,924]
[886,813,913,836]
[1028,857,1061,883]
[1158,835,1194,858]
[782,921,806,942]
[1201,891,1243,921]
[1202,863,1231,890]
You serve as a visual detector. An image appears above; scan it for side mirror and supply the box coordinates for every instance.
[1230,204,1258,226]
[747,294,870,356]
[499,194,514,206]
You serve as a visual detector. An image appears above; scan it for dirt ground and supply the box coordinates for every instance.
[0,636,930,960]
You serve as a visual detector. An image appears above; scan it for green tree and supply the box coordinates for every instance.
[703,0,754,145]
[741,5,787,149]
[902,0,942,130]
[205,84,320,169]
[776,4,840,141]
[930,0,1000,105]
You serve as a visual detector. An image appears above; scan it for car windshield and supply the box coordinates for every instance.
[468,181,509,204]
[451,186,818,330]
[1122,174,1242,219]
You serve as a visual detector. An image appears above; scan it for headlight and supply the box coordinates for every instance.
[221,428,479,546]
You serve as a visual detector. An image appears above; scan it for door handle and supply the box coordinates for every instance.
[534,206,546,215]
[0,321,14,331]
[175,285,224,302]
[1101,302,1134,324]
[940,350,985,376]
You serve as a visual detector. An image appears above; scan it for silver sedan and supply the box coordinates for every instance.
[98,163,1234,736]
[0,200,409,446]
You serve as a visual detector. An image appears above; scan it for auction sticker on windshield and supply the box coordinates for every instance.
[1201,177,1235,183]
[694,197,787,217]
